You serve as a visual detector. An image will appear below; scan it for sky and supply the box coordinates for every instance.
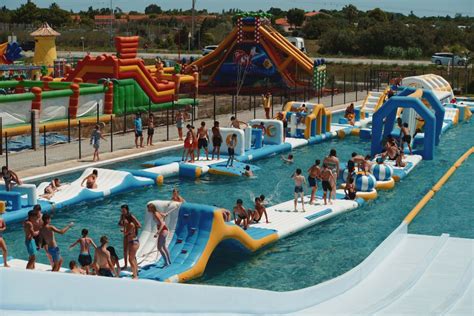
[3,0,474,17]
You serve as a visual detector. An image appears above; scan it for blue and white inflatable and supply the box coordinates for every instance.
[355,173,376,192]
[371,163,394,181]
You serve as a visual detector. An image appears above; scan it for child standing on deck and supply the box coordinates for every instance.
[90,124,106,162]
[69,229,97,275]
[292,168,306,212]
[226,134,237,168]
[147,113,155,146]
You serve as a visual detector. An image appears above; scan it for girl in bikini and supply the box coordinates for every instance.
[183,124,194,162]
[147,204,171,267]
[124,213,140,279]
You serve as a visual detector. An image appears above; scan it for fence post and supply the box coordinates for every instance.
[248,94,251,111]
[213,93,216,122]
[253,94,256,119]
[355,71,358,101]
[78,121,82,160]
[166,109,169,141]
[67,108,71,143]
[193,95,197,122]
[343,72,346,104]
[5,132,8,168]
[110,115,113,152]
[96,101,99,123]
[331,75,335,107]
[31,110,39,150]
[43,126,47,166]
[123,100,127,134]
[271,94,274,118]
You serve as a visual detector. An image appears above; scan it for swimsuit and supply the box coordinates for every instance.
[91,130,100,149]
[294,185,303,193]
[48,246,61,263]
[128,238,139,245]
[3,172,12,191]
[322,180,332,192]
[78,253,92,266]
[228,147,235,156]
[198,138,208,149]
[212,135,222,147]
[184,133,193,149]
[147,127,155,136]
[308,176,317,187]
[98,268,114,277]
[176,118,184,129]
[25,239,37,256]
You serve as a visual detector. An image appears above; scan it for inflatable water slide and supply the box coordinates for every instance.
[188,14,314,92]
[136,197,362,283]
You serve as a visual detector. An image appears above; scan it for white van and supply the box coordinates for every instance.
[286,37,306,52]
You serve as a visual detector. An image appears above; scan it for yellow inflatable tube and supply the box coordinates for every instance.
[375,178,395,190]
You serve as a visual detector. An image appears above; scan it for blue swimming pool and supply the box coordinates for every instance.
[3,119,473,292]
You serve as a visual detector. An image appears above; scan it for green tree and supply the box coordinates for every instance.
[367,8,388,23]
[319,28,356,54]
[267,7,285,18]
[145,4,162,15]
[342,4,358,23]
[286,8,305,29]
[13,1,41,24]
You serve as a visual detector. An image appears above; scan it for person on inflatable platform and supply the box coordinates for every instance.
[24,211,40,269]
[124,213,140,279]
[307,159,321,205]
[171,188,185,202]
[134,113,144,148]
[118,205,141,270]
[69,228,97,275]
[276,112,288,142]
[93,236,118,277]
[197,121,209,161]
[292,168,306,212]
[344,103,355,126]
[344,175,357,201]
[382,137,406,167]
[148,204,172,267]
[320,164,335,205]
[211,121,223,160]
[230,116,248,129]
[400,122,413,155]
[324,149,340,202]
[0,208,10,267]
[226,134,237,168]
[348,152,364,173]
[182,124,194,162]
[81,169,98,189]
[250,197,269,224]
[40,214,74,272]
[233,199,249,230]
[1,166,22,191]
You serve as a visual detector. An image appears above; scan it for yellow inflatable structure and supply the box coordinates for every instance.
[30,23,60,75]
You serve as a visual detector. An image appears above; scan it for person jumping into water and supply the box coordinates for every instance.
[292,168,306,212]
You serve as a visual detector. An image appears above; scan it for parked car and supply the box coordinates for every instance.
[286,37,306,53]
[202,45,218,56]
[431,53,467,66]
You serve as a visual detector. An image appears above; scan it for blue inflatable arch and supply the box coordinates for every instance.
[371,95,437,160]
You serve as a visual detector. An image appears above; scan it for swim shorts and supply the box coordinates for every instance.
[98,268,114,277]
[148,127,155,136]
[403,135,411,143]
[198,138,208,149]
[48,246,61,263]
[308,176,317,187]
[212,136,222,147]
[294,186,303,193]
[228,148,235,156]
[25,239,37,257]
[135,131,143,138]
[322,180,332,192]
[78,253,92,267]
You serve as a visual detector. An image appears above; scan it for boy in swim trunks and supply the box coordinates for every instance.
[320,164,335,205]
[292,168,306,212]
[307,159,321,205]
[146,113,155,146]
[197,121,209,161]
[211,121,223,160]
[23,210,40,269]
[134,113,144,148]
[69,228,97,275]
[233,199,249,230]
[81,169,98,189]
[41,214,74,272]
[226,134,237,168]
[93,236,118,277]
[250,197,269,224]
[400,122,413,154]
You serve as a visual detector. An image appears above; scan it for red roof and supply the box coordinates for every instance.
[305,11,320,17]
[275,17,290,26]
[95,15,114,20]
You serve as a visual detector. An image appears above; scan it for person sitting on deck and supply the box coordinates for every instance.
[249,197,269,224]
[233,199,249,230]
[344,103,356,126]
[40,178,61,200]
[93,236,118,277]
[81,169,98,189]
[381,137,406,167]
[2,166,22,192]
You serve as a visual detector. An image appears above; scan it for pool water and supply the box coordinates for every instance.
[2,119,473,292]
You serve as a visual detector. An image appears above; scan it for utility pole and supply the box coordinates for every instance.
[191,0,196,50]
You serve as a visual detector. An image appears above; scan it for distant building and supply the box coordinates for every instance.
[274,11,321,32]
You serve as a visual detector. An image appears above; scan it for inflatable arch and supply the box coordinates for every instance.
[283,102,331,139]
[401,74,453,101]
[371,91,439,160]
[248,119,284,145]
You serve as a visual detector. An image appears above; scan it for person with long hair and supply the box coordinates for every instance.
[147,204,171,267]
[118,204,141,270]
[124,213,140,279]
[323,149,340,201]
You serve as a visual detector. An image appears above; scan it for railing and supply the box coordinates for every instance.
[403,146,474,224]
